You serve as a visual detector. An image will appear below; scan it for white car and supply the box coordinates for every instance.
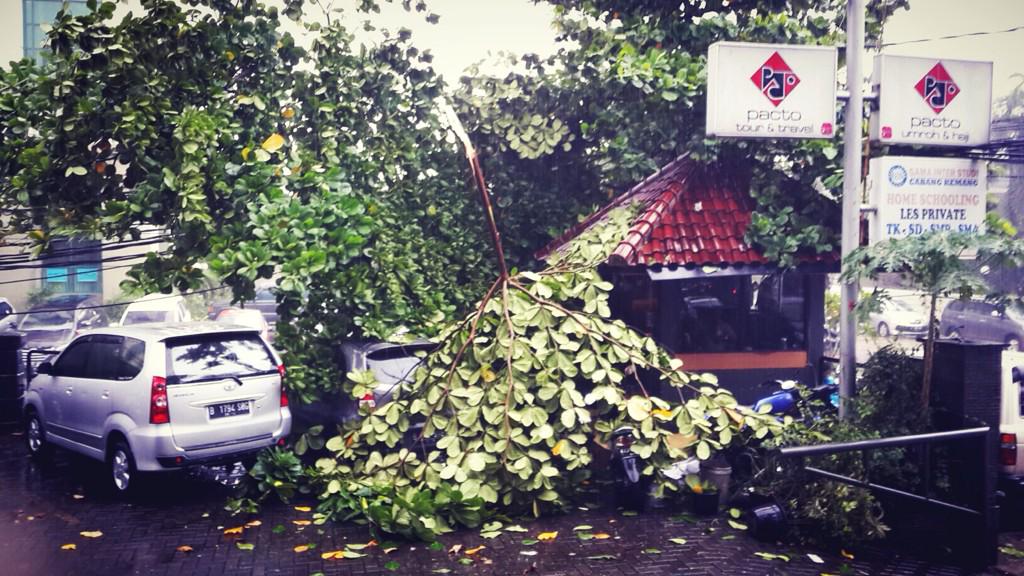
[23,323,291,494]
[869,297,928,338]
[120,293,192,326]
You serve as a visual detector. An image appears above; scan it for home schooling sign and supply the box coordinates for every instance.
[867,156,986,242]
[706,42,837,139]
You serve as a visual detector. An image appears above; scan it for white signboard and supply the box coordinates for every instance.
[706,42,837,139]
[867,156,986,242]
[870,54,992,147]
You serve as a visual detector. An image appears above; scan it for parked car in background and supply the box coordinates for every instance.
[0,297,16,329]
[941,300,1024,351]
[120,293,192,326]
[289,340,435,430]
[18,294,105,350]
[869,298,928,338]
[998,351,1024,512]
[22,323,291,494]
[215,307,271,342]
[208,286,278,335]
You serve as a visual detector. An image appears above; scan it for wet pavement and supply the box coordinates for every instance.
[0,429,1004,576]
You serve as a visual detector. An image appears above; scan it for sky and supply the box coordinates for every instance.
[369,0,1024,100]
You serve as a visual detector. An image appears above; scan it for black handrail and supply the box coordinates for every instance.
[778,426,990,457]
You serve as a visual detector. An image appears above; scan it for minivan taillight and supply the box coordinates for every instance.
[1001,433,1017,466]
[278,364,288,408]
[150,376,169,424]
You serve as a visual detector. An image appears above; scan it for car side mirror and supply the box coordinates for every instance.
[36,361,53,376]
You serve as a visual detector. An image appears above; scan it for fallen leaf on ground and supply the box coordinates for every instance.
[519,550,538,556]
[291,520,311,526]
[721,535,736,540]
[176,545,194,553]
[271,524,285,534]
[1002,546,1024,558]
[223,526,244,535]
[586,554,617,560]
[727,519,748,531]
[840,549,855,560]
[754,552,790,562]
[383,547,398,554]
[457,558,473,565]
[537,531,558,540]
[294,506,312,512]
[643,548,661,554]
[384,560,400,571]
[576,532,594,540]
[621,510,638,517]
[346,542,375,550]
[592,533,611,539]
[321,550,345,560]
[465,545,486,555]
[807,553,825,564]
[80,531,103,538]
[728,508,742,519]
[342,550,366,558]
[482,521,502,532]
[521,538,539,545]
[448,544,462,555]
[428,541,443,551]
[504,525,528,532]
[573,525,593,531]
[72,495,85,500]
[244,520,262,528]
[480,531,501,539]
[60,544,76,551]
[431,570,452,574]
[201,512,210,518]
[293,545,309,553]
[235,542,254,551]
[668,538,687,545]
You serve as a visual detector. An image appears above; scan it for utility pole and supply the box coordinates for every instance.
[839,0,865,418]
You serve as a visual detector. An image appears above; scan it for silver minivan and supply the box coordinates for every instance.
[22,323,291,493]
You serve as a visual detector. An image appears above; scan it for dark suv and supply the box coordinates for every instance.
[289,340,435,429]
[941,300,1024,351]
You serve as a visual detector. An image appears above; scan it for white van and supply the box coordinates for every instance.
[120,294,192,326]
[999,351,1024,496]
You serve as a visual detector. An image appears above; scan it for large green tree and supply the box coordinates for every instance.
[454,0,910,266]
[0,0,493,400]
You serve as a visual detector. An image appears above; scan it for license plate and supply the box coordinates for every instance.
[208,400,250,419]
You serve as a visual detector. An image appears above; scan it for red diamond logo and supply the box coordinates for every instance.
[750,52,800,107]
[914,62,959,114]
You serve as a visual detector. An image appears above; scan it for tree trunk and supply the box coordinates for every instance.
[921,292,938,409]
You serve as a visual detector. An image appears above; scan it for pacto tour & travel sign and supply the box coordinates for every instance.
[867,156,986,242]
[706,42,837,139]
[870,54,992,147]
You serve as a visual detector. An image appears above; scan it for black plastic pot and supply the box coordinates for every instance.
[690,491,720,516]
[743,501,789,541]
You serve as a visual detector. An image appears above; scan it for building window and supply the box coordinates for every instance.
[22,0,89,62]
[41,237,101,294]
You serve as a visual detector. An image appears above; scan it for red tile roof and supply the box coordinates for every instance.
[536,155,836,269]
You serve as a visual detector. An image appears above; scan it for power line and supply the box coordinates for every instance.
[0,250,168,272]
[879,24,1024,47]
[0,262,137,286]
[5,285,227,316]
[0,234,172,264]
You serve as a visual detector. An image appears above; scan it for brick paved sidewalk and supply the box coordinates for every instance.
[0,431,997,576]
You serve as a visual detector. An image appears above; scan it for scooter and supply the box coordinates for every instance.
[751,379,838,419]
[609,426,649,511]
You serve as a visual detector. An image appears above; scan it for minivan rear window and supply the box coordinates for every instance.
[166,334,276,384]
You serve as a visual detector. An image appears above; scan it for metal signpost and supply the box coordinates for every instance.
[839,0,865,418]
[704,0,992,418]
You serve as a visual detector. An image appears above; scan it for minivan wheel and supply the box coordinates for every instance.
[25,412,51,459]
[109,439,137,494]
[876,322,891,338]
